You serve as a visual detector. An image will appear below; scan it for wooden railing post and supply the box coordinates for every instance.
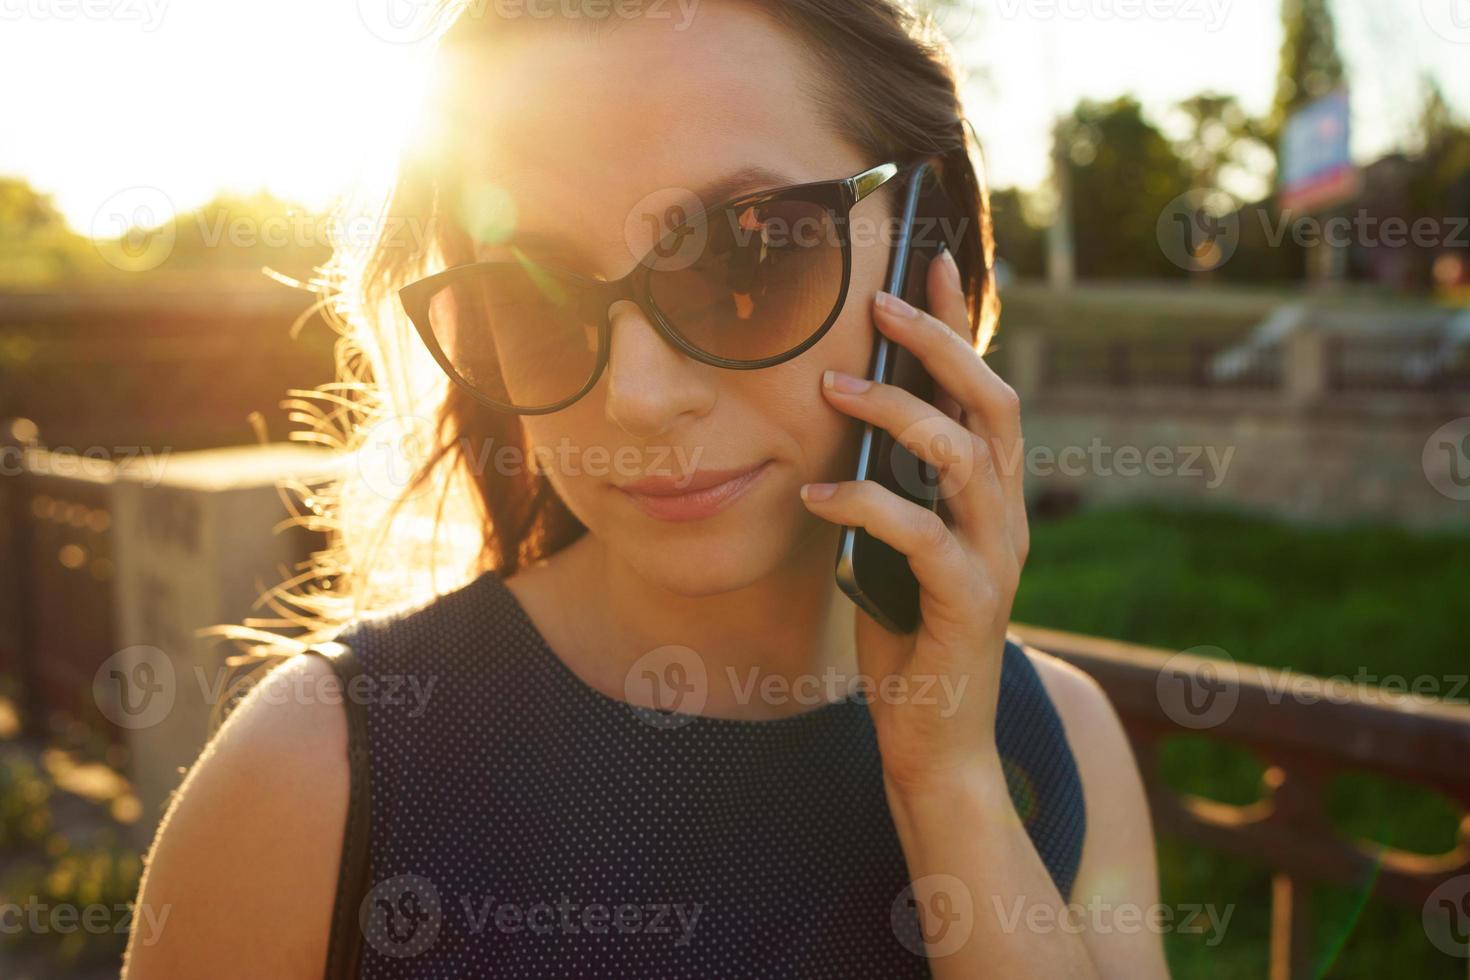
[1283,328,1329,408]
[1270,871,1314,980]
[1007,332,1046,402]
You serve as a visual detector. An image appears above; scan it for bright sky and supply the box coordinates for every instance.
[1,0,1467,234]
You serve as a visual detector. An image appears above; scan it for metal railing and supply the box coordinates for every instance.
[1014,623,1470,980]
[1040,339,1283,391]
[1327,336,1470,393]
[0,426,120,740]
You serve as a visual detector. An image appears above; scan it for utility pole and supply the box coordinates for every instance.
[1047,123,1076,289]
[1042,20,1075,289]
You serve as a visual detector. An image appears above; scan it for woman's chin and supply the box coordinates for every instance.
[620,540,784,597]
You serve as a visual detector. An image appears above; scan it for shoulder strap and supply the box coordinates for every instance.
[302,640,372,980]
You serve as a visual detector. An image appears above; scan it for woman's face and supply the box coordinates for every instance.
[454,4,894,595]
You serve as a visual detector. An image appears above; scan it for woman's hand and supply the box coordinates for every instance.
[800,246,1028,797]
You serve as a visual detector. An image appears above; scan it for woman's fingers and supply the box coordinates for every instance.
[925,245,971,340]
[799,479,989,622]
[871,289,1022,488]
[820,370,1016,575]
[821,372,981,503]
[873,254,1029,560]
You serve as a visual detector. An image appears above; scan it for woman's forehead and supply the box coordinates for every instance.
[435,4,861,263]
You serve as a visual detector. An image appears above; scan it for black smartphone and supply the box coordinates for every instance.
[834,160,953,634]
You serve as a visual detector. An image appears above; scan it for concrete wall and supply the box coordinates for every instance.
[106,444,336,841]
[1008,333,1470,528]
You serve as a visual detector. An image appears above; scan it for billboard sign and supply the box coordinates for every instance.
[1279,88,1360,214]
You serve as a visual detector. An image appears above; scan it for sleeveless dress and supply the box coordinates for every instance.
[303,568,1086,979]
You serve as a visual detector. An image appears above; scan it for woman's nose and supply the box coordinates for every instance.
[601,299,715,439]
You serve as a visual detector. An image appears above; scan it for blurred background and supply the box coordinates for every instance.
[1,0,1468,977]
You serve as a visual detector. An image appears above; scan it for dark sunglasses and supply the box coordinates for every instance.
[399,161,904,415]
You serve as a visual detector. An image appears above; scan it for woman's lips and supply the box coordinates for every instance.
[616,461,772,522]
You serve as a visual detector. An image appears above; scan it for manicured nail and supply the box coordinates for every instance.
[800,482,837,501]
[875,290,917,318]
[823,369,871,394]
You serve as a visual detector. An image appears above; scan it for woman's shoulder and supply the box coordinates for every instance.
[325,567,519,669]
[1020,642,1113,728]
[1017,640,1132,793]
[1018,641,1160,911]
[123,652,347,978]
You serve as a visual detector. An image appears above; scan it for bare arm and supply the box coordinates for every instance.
[1031,649,1172,979]
[806,248,1165,976]
[882,651,1167,980]
[121,653,349,980]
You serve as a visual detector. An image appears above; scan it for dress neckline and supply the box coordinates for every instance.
[483,569,867,731]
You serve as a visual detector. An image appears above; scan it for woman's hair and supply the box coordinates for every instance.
[229,0,999,661]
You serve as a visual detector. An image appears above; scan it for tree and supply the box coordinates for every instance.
[0,178,94,287]
[1057,97,1193,279]
[1268,0,1345,141]
[165,191,331,279]
[1408,78,1470,278]
[0,178,334,287]
[0,178,69,235]
[988,187,1045,279]
[1172,93,1273,201]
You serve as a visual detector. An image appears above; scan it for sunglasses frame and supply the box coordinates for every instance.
[400,160,904,415]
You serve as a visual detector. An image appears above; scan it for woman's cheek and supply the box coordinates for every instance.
[777,323,873,485]
[519,421,602,514]
[820,307,879,474]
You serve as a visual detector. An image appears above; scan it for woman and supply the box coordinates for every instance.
[124,1,1166,977]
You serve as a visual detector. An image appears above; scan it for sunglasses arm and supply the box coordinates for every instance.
[848,162,900,204]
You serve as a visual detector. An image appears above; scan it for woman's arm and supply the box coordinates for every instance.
[121,653,349,980]
[802,244,1168,978]
[882,655,1168,978]
[1031,651,1172,978]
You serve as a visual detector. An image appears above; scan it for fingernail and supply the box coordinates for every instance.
[875,290,917,318]
[823,369,871,394]
[938,244,960,286]
[800,482,837,501]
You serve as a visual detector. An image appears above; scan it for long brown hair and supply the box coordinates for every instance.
[231,0,999,661]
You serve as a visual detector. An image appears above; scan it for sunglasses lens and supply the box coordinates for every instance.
[425,259,601,411]
[647,195,844,362]
[419,192,852,412]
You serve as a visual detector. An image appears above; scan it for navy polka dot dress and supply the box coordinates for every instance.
[304,569,1085,979]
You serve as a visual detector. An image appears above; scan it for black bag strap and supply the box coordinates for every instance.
[302,641,372,980]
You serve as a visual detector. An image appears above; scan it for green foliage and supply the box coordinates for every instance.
[0,753,54,851]
[1270,0,1346,140]
[1017,506,1470,676]
[989,187,1046,278]
[1017,505,1470,977]
[0,178,67,232]
[0,178,330,289]
[0,746,141,973]
[0,179,96,287]
[161,191,332,277]
[1057,96,1193,279]
[1411,78,1470,226]
[0,835,142,968]
[1172,93,1272,195]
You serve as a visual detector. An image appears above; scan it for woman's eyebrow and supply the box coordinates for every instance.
[691,165,798,210]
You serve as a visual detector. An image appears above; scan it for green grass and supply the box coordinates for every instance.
[1013,505,1470,978]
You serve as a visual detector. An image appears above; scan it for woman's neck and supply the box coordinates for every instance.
[506,525,860,721]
